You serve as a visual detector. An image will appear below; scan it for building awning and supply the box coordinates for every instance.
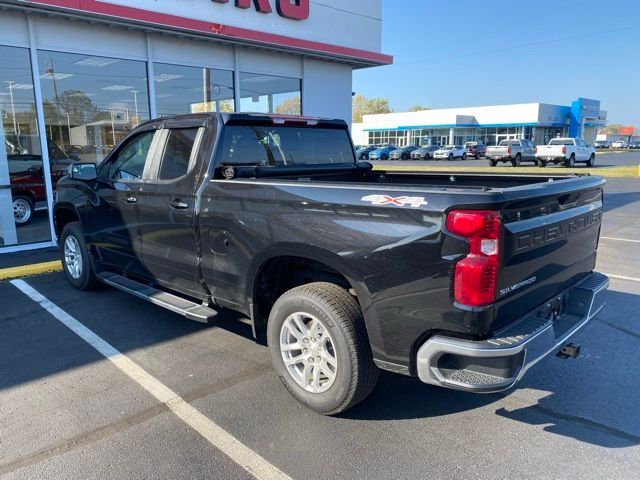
[7,0,393,68]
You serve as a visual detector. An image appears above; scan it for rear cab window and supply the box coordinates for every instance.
[218,125,355,167]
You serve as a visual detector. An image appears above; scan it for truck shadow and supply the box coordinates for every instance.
[345,289,640,449]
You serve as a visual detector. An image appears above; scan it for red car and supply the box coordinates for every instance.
[9,140,74,225]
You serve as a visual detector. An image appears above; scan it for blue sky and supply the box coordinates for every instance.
[353,0,640,125]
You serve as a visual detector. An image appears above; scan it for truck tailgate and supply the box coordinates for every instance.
[535,145,562,156]
[492,183,603,332]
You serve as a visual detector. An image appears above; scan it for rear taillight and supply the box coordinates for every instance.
[446,210,501,307]
[507,147,512,155]
[562,146,567,154]
[534,147,538,154]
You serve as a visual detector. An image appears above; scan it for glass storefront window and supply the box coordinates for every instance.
[37,51,150,165]
[1,45,51,247]
[154,63,235,117]
[239,73,301,114]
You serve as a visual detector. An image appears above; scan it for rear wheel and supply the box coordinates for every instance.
[60,222,97,290]
[586,153,596,167]
[461,153,467,160]
[489,160,497,167]
[448,153,453,161]
[564,154,575,168]
[475,154,480,160]
[538,160,547,168]
[511,153,522,167]
[267,282,378,415]
[13,195,34,226]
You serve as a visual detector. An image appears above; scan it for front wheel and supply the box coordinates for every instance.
[60,222,98,290]
[586,153,596,167]
[448,153,453,161]
[267,282,379,415]
[461,153,467,160]
[511,154,521,167]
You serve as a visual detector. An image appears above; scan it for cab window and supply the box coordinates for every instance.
[157,128,199,180]
[108,131,155,181]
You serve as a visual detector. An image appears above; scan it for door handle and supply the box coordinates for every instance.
[169,200,189,210]
[125,196,137,204]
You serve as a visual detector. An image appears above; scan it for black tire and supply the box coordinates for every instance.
[586,153,595,167]
[511,153,521,167]
[360,154,367,161]
[539,160,547,168]
[60,222,98,290]
[267,282,379,415]
[475,154,480,160]
[448,153,453,161]
[564,154,575,168]
[13,195,34,226]
[461,153,467,160]
[489,160,497,167]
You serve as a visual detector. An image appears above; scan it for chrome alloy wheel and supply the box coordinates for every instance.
[280,312,338,393]
[64,235,83,280]
[13,198,32,224]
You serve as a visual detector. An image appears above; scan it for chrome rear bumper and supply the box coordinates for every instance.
[416,272,609,393]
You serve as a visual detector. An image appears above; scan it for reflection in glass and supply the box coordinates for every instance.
[1,45,52,247]
[154,63,235,117]
[37,51,150,165]
[239,73,301,114]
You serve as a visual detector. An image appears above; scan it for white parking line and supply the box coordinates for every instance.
[10,279,291,480]
[603,273,640,283]
[601,237,640,244]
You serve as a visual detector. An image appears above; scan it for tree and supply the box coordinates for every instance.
[352,95,392,123]
[409,105,431,112]
[274,97,301,115]
[56,90,99,125]
[604,123,624,133]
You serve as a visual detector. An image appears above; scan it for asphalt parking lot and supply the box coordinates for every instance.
[372,149,640,169]
[1,178,639,479]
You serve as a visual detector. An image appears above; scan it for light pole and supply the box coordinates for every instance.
[4,81,19,149]
[130,90,139,125]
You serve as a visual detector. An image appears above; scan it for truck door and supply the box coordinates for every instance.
[137,127,204,296]
[90,129,159,276]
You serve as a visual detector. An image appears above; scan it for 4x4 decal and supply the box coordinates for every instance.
[361,194,428,208]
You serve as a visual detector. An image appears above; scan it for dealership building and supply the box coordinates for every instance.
[352,98,607,148]
[0,0,390,253]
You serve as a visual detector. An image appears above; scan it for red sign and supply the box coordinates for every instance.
[619,126,634,135]
[212,0,310,20]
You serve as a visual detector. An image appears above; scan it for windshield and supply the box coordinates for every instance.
[499,140,521,146]
[549,139,575,146]
[218,125,355,166]
[441,146,453,150]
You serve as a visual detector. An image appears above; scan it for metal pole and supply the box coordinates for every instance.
[28,15,57,248]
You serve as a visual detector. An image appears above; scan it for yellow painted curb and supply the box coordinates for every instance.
[0,260,63,281]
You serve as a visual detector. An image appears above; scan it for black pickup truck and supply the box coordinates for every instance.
[54,113,609,415]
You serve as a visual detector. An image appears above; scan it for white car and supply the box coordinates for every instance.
[534,138,596,167]
[433,145,467,160]
[611,140,627,149]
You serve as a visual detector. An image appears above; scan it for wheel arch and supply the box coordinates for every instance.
[53,202,81,239]
[246,244,373,337]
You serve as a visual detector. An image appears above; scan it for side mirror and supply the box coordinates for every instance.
[69,163,97,181]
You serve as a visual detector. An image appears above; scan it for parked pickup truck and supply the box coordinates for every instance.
[535,138,596,168]
[55,113,609,415]
[486,139,536,167]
